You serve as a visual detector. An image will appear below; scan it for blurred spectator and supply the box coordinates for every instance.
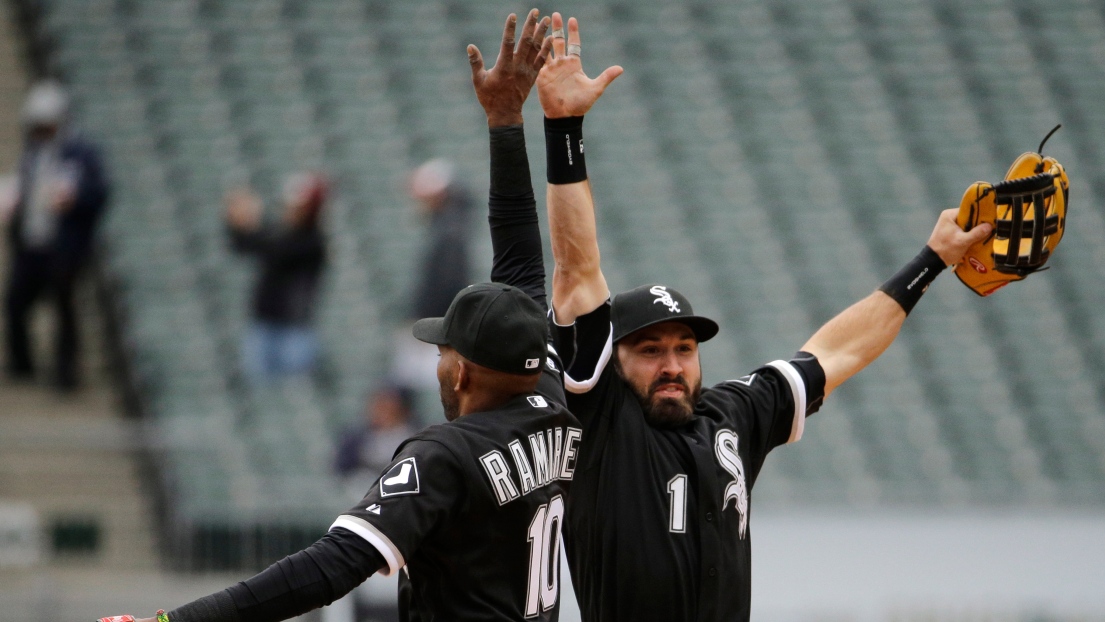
[408,158,473,319]
[333,383,418,497]
[4,80,110,390]
[393,159,473,390]
[227,172,327,383]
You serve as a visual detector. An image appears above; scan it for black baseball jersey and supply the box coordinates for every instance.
[330,362,582,622]
[551,302,825,622]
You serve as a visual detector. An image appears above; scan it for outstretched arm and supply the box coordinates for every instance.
[536,13,622,324]
[801,208,992,396]
[98,529,386,622]
[469,10,552,308]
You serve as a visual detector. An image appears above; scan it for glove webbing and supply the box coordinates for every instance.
[991,172,1056,276]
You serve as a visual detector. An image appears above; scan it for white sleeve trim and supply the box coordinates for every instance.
[766,360,807,444]
[563,323,614,394]
[330,515,405,576]
[549,310,573,328]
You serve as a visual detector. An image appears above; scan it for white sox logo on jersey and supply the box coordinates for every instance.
[650,285,680,313]
[379,457,420,497]
[714,429,749,539]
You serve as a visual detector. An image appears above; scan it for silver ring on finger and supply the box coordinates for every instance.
[567,43,581,57]
[550,28,565,39]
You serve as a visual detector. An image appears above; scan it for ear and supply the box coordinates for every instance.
[455,360,470,393]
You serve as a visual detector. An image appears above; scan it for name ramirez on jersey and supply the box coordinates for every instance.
[329,364,581,622]
[480,424,583,505]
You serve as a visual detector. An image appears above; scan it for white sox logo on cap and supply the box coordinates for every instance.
[650,285,680,313]
[611,283,719,343]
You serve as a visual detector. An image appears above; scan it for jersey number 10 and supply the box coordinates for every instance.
[525,495,564,617]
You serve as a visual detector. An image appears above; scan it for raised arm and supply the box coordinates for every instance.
[536,13,622,324]
[469,10,553,308]
[801,208,992,396]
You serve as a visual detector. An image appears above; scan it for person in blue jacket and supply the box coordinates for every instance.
[5,80,110,390]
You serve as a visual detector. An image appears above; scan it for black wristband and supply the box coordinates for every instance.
[879,246,946,314]
[545,116,587,184]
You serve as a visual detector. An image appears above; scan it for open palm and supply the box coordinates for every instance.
[537,14,623,119]
[469,9,552,127]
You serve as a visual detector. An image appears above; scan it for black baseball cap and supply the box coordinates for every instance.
[611,284,719,343]
[412,283,548,375]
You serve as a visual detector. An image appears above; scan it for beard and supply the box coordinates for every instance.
[615,361,702,428]
[440,382,460,422]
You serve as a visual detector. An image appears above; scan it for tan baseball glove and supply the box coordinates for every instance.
[955,126,1069,296]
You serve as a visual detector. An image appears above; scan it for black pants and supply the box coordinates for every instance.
[4,249,81,387]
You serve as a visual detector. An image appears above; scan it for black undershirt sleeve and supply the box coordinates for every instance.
[167,528,386,622]
[790,350,826,416]
[558,302,612,383]
[488,124,548,312]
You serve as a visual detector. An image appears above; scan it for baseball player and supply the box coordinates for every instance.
[532,13,993,622]
[97,11,580,622]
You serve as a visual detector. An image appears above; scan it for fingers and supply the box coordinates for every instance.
[533,35,553,72]
[939,207,958,227]
[518,8,539,58]
[965,221,993,245]
[467,44,485,83]
[929,208,992,265]
[534,15,550,43]
[529,15,550,65]
[594,65,624,90]
[550,12,566,58]
[499,13,517,62]
[567,16,581,48]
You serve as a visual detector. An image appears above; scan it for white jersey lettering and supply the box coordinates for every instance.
[560,428,583,479]
[481,427,582,504]
[510,439,539,495]
[529,433,551,487]
[549,428,563,483]
[480,450,520,506]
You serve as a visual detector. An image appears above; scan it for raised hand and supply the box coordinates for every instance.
[225,187,262,232]
[927,208,993,266]
[468,9,553,127]
[537,13,623,119]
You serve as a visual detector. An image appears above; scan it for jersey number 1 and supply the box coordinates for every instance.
[668,474,687,533]
[525,495,564,617]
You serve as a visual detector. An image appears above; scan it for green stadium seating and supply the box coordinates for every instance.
[27,0,1105,566]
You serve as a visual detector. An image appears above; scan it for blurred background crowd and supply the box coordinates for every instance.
[1,0,1104,620]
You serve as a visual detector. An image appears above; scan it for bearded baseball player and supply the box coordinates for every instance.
[533,13,993,622]
[96,11,581,622]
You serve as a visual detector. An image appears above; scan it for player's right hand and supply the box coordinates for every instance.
[927,207,993,267]
[468,9,552,128]
[536,13,623,119]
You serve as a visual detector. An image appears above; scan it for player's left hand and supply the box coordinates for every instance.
[536,13,623,119]
[926,207,993,266]
[469,9,553,128]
